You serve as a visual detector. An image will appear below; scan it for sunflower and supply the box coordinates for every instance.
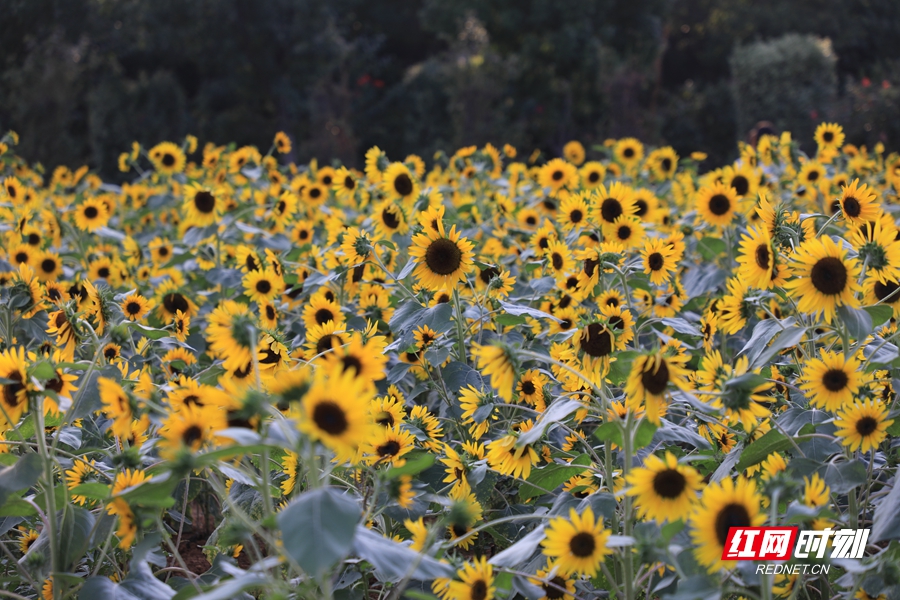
[626,451,702,522]
[18,528,39,555]
[3,177,26,205]
[34,250,62,282]
[0,347,29,427]
[74,197,111,232]
[374,199,408,237]
[784,235,862,323]
[614,137,644,170]
[799,350,861,411]
[172,310,190,343]
[447,556,495,600]
[364,146,389,183]
[558,193,590,231]
[322,333,388,383]
[183,183,220,226]
[148,141,186,175]
[98,377,132,438]
[579,161,606,190]
[624,352,689,425]
[604,215,645,250]
[364,424,416,466]
[157,404,226,460]
[835,398,894,453]
[541,506,611,578]
[206,300,256,371]
[641,237,677,285]
[302,293,346,331]
[382,162,419,203]
[408,224,475,291]
[120,293,152,322]
[736,225,787,289]
[815,122,845,152]
[472,343,518,402]
[296,366,373,462]
[839,179,880,224]
[517,369,548,410]
[696,181,739,227]
[593,182,636,226]
[446,484,484,549]
[538,159,578,193]
[155,280,198,321]
[273,131,292,154]
[562,140,585,165]
[722,163,758,199]
[486,429,539,479]
[798,161,826,191]
[600,303,635,350]
[243,267,283,304]
[690,477,766,572]
[648,147,679,181]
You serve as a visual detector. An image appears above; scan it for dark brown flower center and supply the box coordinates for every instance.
[579,323,613,357]
[874,280,900,304]
[647,252,664,271]
[382,207,400,229]
[652,468,686,498]
[569,532,596,557]
[84,206,99,219]
[715,503,751,546]
[600,198,623,223]
[856,416,878,436]
[315,308,335,325]
[843,196,861,217]
[393,173,413,196]
[822,368,848,392]
[194,190,216,213]
[182,425,203,446]
[641,359,670,395]
[256,280,272,295]
[810,257,847,295]
[425,238,463,275]
[162,153,176,167]
[755,245,770,269]
[708,194,731,216]
[731,176,749,196]
[163,293,189,314]
[377,440,401,457]
[313,401,349,435]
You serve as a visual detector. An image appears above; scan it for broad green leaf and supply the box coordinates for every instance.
[838,305,873,340]
[277,487,360,575]
[865,304,894,328]
[872,477,900,543]
[70,482,110,500]
[0,453,42,506]
[736,429,796,471]
[352,525,454,581]
[385,452,435,479]
[517,398,583,447]
[520,454,591,500]
[697,237,726,261]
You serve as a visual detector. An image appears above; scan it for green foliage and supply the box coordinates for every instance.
[730,34,837,151]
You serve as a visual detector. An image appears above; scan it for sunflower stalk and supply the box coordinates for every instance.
[452,288,467,363]
[622,411,635,600]
[32,398,61,600]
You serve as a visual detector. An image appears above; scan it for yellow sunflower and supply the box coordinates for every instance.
[834,399,893,453]
[696,181,739,227]
[783,235,862,323]
[541,506,612,577]
[690,477,765,572]
[408,224,475,291]
[626,451,702,522]
[296,366,373,462]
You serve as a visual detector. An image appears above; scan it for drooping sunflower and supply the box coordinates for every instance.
[374,199,408,238]
[839,179,880,224]
[0,347,29,427]
[624,352,689,425]
[834,398,894,453]
[696,181,739,227]
[542,507,612,578]
[486,429,539,480]
[626,451,703,522]
[648,146,679,181]
[799,350,862,411]
[183,183,221,226]
[544,239,575,281]
[148,141,186,176]
[447,556,495,600]
[736,225,788,289]
[322,333,388,383]
[784,235,862,323]
[847,216,900,285]
[472,343,518,402]
[98,377,132,438]
[206,300,257,371]
[408,224,475,291]
[690,477,766,572]
[296,366,373,462]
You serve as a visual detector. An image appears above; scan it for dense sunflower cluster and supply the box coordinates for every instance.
[0,122,899,600]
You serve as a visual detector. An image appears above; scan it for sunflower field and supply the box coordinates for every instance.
[1,123,900,600]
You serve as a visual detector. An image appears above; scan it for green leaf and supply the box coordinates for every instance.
[0,454,42,507]
[838,305,873,340]
[29,360,57,380]
[495,314,527,326]
[594,422,623,447]
[697,237,726,261]
[520,455,590,500]
[498,301,560,322]
[634,419,658,450]
[736,429,792,472]
[821,460,868,494]
[661,520,685,542]
[385,452,435,479]
[872,475,900,543]
[128,322,170,340]
[278,487,360,575]
[70,482,111,500]
[865,305,894,328]
[352,525,454,581]
[517,399,583,447]
[607,350,639,386]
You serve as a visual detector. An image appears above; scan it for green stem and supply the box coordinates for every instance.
[33,402,60,600]
[452,289,467,363]
[622,412,634,600]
